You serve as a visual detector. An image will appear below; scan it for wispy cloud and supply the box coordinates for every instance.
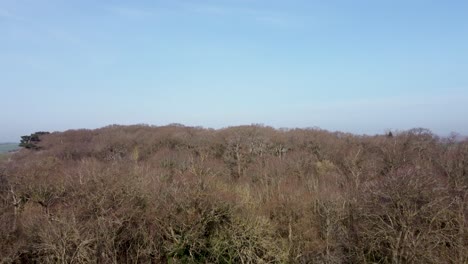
[188,4,229,15]
[182,3,301,28]
[0,7,88,68]
[0,8,25,21]
[105,2,302,28]
[105,2,302,29]
[3,16,86,49]
[108,6,157,20]
[254,14,299,28]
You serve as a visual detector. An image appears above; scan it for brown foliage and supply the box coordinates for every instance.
[1,125,467,263]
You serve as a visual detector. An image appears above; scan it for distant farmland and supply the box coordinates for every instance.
[0,143,19,154]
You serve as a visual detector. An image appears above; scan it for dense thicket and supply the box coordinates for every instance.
[0,125,467,263]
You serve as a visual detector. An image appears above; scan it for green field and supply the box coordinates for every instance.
[0,143,19,154]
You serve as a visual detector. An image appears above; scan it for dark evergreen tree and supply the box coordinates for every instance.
[19,132,49,150]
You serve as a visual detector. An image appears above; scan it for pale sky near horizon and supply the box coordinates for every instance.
[1,0,468,142]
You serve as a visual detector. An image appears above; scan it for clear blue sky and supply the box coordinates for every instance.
[1,0,468,142]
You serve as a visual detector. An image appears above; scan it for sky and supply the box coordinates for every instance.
[1,0,468,142]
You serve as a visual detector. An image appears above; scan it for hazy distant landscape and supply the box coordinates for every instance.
[0,143,19,154]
